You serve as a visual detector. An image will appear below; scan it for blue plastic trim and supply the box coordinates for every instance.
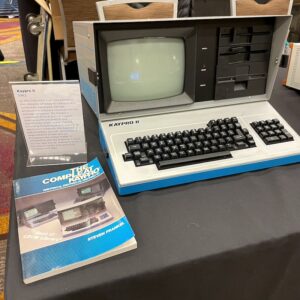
[99,127,300,196]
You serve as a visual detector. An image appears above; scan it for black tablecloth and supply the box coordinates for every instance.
[5,71,300,300]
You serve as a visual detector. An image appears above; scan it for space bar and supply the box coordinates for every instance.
[157,152,232,170]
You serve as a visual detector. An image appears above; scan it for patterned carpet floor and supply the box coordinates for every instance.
[0,17,24,300]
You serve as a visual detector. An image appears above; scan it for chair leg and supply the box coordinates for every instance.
[0,49,4,61]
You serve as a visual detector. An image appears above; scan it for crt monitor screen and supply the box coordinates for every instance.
[62,207,82,222]
[107,37,185,102]
[24,208,39,219]
[79,186,92,196]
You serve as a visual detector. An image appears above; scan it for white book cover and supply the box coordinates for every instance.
[286,43,300,91]
[13,158,137,284]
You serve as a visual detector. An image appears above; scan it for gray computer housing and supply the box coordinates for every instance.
[73,16,292,122]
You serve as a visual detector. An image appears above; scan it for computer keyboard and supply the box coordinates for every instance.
[123,117,259,170]
[65,221,88,232]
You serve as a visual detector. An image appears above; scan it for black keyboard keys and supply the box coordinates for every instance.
[251,119,294,145]
[122,117,257,168]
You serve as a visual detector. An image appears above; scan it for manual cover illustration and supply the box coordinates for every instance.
[13,158,137,284]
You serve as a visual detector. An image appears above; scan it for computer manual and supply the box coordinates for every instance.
[13,157,137,284]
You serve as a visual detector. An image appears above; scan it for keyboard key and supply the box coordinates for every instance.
[167,132,175,139]
[126,138,134,146]
[228,124,235,130]
[159,133,167,140]
[198,134,206,141]
[187,143,195,150]
[162,154,170,160]
[171,145,179,152]
[218,138,226,145]
[208,120,217,127]
[218,145,226,152]
[226,143,234,150]
[236,142,248,150]
[158,140,166,147]
[282,129,294,141]
[174,138,182,145]
[190,136,197,143]
[182,137,190,144]
[170,152,178,159]
[220,124,227,131]
[194,141,202,148]
[128,144,141,152]
[279,135,287,141]
[135,137,143,144]
[187,150,194,156]
[203,141,211,147]
[140,157,150,165]
[210,146,218,152]
[166,139,174,146]
[213,132,220,139]
[225,137,233,143]
[150,142,158,149]
[211,139,218,146]
[157,152,232,170]
[212,125,220,132]
[228,130,235,136]
[133,151,141,159]
[206,134,213,140]
[195,148,202,155]
[123,153,133,161]
[270,124,277,130]
[151,135,159,141]
[235,123,242,129]
[163,147,171,154]
[203,147,210,154]
[155,148,163,155]
[153,155,161,162]
[183,130,190,137]
[260,132,268,139]
[265,136,280,145]
[268,131,275,137]
[141,143,150,150]
[233,135,246,142]
[143,135,151,143]
[175,131,182,138]
[190,129,197,136]
[248,140,256,148]
[179,151,187,158]
[242,128,249,135]
[146,149,154,157]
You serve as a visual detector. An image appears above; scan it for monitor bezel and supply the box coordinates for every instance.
[95,24,197,114]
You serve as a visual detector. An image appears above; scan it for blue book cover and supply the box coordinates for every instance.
[13,158,136,284]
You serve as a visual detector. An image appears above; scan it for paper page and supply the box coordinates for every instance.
[286,43,300,90]
[11,81,87,166]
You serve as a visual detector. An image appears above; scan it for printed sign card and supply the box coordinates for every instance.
[11,81,87,166]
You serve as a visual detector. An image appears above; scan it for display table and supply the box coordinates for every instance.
[5,71,300,300]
